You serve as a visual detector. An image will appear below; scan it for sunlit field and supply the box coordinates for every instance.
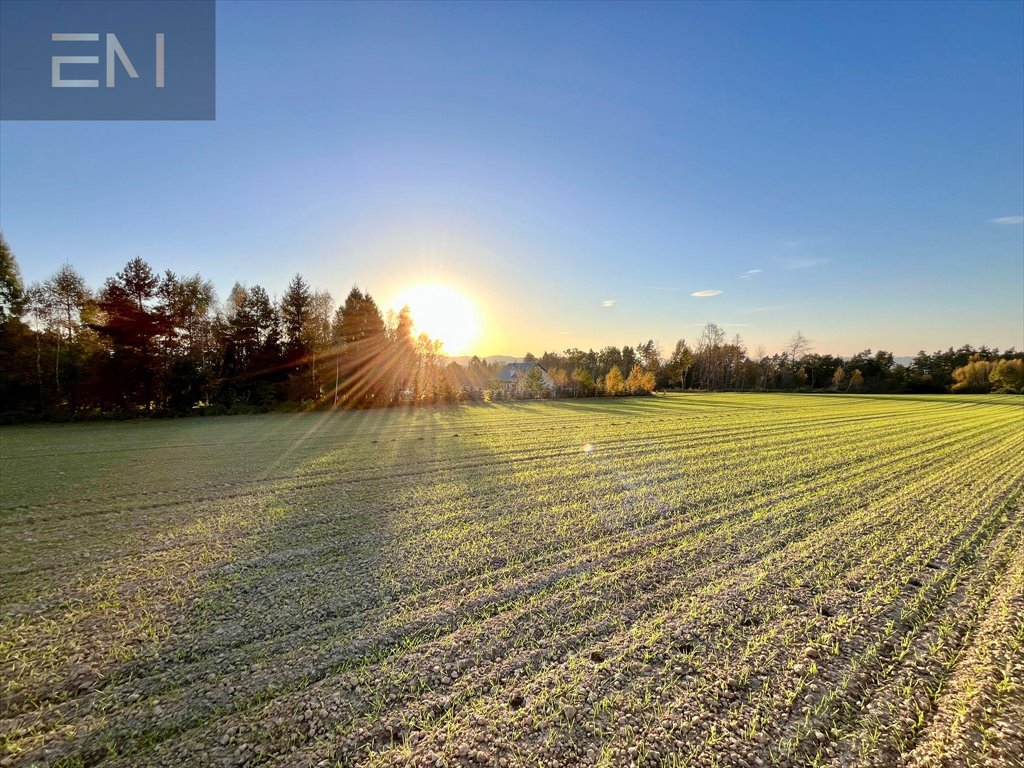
[2,393,1022,768]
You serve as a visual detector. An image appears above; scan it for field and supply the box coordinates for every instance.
[1,393,1022,768]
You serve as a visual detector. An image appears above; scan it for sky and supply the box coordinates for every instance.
[1,0,1022,357]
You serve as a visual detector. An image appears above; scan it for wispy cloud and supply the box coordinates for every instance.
[739,269,763,280]
[991,215,1024,225]
[779,236,830,249]
[691,289,723,297]
[601,299,616,308]
[781,257,831,270]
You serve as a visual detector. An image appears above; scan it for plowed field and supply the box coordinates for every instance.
[2,393,1022,768]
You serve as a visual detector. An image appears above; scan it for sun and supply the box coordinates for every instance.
[394,284,480,356]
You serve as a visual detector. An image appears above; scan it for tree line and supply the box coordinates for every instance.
[1,236,1021,420]
[0,237,461,418]
[528,325,1022,398]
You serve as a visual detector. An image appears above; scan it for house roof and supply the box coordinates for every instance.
[497,361,547,383]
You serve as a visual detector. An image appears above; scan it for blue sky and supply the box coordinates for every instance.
[1,0,1022,357]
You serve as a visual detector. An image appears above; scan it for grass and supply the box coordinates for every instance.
[1,392,1022,767]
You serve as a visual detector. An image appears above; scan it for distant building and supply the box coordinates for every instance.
[496,361,556,396]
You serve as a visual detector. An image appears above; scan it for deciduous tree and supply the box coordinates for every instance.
[951,356,995,393]
[604,365,625,396]
[626,363,655,395]
[666,339,694,389]
[989,359,1024,393]
[832,365,845,391]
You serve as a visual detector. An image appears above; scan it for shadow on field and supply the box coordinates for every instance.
[11,404,534,765]
[8,393,808,765]
[540,392,767,416]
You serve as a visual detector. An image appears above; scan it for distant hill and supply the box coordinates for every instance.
[445,355,519,366]
[448,355,921,367]
[838,356,916,366]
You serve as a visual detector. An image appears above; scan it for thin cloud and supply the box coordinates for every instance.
[601,299,616,308]
[779,236,830,249]
[781,257,831,270]
[691,289,723,297]
[739,269,763,280]
[991,216,1024,225]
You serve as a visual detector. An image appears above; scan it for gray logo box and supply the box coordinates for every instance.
[1,0,215,121]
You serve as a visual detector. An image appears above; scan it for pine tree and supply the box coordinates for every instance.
[95,258,162,410]
[332,287,388,406]
[280,273,312,363]
[0,232,24,321]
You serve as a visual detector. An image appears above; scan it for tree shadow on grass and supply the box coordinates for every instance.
[7,405,532,765]
[5,392,834,766]
[1,409,405,765]
[538,392,766,417]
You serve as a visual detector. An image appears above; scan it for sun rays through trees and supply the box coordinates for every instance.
[0,242,1021,420]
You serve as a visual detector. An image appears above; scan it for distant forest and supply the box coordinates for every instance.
[1,235,1021,421]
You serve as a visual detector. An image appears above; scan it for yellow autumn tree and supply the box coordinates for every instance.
[626,364,655,395]
[604,365,626,396]
[952,355,995,393]
[989,359,1024,393]
[832,365,845,390]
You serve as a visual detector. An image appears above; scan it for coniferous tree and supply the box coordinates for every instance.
[0,237,38,412]
[0,232,25,322]
[94,258,162,410]
[332,287,387,406]
[279,274,313,400]
[280,274,312,363]
[2,245,1021,415]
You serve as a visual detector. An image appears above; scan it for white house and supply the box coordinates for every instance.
[496,362,556,396]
